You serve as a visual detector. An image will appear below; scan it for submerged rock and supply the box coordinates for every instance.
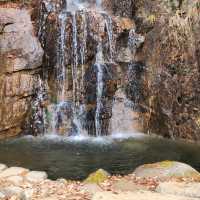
[85,169,110,183]
[134,161,200,180]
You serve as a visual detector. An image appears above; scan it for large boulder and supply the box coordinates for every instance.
[0,8,43,73]
[133,161,200,180]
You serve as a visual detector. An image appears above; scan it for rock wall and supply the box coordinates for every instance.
[0,8,43,138]
[134,0,200,140]
[103,0,200,141]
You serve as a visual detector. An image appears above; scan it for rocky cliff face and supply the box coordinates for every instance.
[133,0,200,140]
[0,7,43,138]
[0,0,200,141]
[102,0,200,141]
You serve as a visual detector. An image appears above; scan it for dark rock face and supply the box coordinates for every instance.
[0,8,44,138]
[104,0,200,141]
[103,0,135,18]
[134,0,200,140]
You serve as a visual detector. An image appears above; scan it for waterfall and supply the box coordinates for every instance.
[37,0,122,137]
[95,41,104,136]
[57,11,68,101]
[80,12,87,93]
[72,13,79,106]
[96,0,102,8]
[104,14,115,62]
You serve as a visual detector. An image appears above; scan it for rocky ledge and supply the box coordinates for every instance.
[0,161,200,200]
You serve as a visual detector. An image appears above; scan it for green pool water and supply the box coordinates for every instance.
[0,133,200,180]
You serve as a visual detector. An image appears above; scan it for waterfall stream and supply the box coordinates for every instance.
[37,0,140,137]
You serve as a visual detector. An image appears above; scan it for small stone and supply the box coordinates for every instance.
[25,171,48,183]
[0,164,7,172]
[80,183,103,194]
[113,179,147,192]
[0,192,6,199]
[7,176,24,185]
[1,186,24,198]
[0,167,29,178]
[23,188,34,200]
[85,169,110,184]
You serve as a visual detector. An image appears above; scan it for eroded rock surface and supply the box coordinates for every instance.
[0,8,43,138]
[134,0,200,140]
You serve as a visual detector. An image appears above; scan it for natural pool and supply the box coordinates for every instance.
[0,133,200,180]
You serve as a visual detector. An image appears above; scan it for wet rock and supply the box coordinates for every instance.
[111,88,143,133]
[85,169,110,184]
[25,171,48,183]
[0,167,29,178]
[134,161,200,180]
[156,181,200,198]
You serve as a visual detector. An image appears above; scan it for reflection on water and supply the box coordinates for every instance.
[0,134,200,180]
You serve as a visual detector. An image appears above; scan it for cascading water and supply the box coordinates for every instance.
[104,14,115,62]
[72,13,79,106]
[95,41,104,136]
[37,0,142,137]
[80,12,87,93]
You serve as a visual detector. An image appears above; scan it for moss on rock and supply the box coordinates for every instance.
[84,169,110,184]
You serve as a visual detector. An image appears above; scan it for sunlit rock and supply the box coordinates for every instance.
[25,171,48,183]
[134,161,200,180]
[0,167,29,178]
[0,186,24,199]
[0,7,44,138]
[0,164,7,172]
[7,176,24,185]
